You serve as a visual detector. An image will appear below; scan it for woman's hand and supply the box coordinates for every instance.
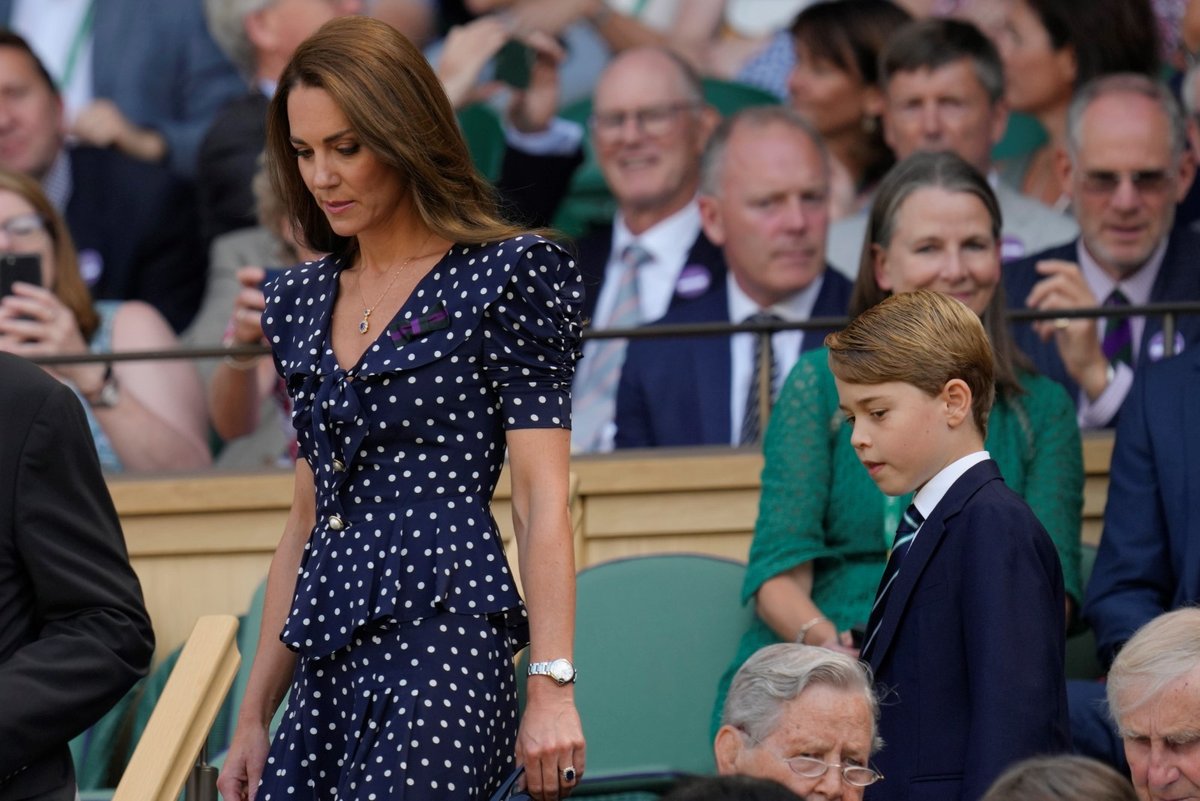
[216,719,272,801]
[813,629,861,658]
[0,281,105,391]
[516,687,586,800]
[229,266,270,346]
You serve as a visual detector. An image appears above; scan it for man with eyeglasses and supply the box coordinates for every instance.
[612,105,851,449]
[714,643,882,801]
[1002,73,1200,429]
[498,46,723,453]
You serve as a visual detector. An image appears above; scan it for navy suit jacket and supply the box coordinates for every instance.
[67,146,208,333]
[1003,227,1200,426]
[614,268,851,448]
[1082,349,1200,668]
[863,460,1069,801]
[196,90,269,243]
[0,354,153,801]
[0,0,244,177]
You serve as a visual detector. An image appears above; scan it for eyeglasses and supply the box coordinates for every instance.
[1079,169,1172,198]
[743,732,883,787]
[589,102,698,139]
[0,212,47,243]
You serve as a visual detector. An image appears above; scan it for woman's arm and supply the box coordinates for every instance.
[210,268,277,441]
[756,563,854,653]
[217,459,315,801]
[507,427,585,801]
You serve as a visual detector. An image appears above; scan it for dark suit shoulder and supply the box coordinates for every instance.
[0,354,63,417]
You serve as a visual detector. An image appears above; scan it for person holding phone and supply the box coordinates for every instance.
[0,169,211,472]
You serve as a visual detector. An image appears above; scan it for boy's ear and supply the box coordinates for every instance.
[941,378,973,428]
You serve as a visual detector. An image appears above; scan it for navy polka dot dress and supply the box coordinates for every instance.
[256,236,583,799]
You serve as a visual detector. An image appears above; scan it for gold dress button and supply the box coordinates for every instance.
[328,514,346,531]
[332,458,346,472]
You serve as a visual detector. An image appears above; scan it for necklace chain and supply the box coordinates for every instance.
[355,239,437,335]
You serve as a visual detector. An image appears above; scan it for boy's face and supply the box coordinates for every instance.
[834,378,959,496]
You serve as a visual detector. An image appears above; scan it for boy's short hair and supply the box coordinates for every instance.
[826,290,995,436]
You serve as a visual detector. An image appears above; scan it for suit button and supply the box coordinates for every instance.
[328,514,346,531]
[332,458,346,472]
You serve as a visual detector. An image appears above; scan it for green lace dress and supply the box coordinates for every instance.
[714,346,1083,727]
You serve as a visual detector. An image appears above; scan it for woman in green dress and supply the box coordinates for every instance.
[716,151,1083,724]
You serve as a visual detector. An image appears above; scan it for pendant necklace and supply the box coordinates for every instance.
[355,248,423,335]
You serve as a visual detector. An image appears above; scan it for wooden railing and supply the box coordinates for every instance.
[109,435,1113,658]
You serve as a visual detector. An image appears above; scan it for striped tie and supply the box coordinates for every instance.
[861,503,924,659]
[571,243,652,452]
[1101,289,1133,368]
[740,312,782,445]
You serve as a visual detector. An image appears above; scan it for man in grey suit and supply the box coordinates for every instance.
[825,18,1077,276]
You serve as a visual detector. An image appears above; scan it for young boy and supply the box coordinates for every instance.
[827,291,1068,801]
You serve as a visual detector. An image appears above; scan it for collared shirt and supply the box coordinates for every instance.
[726,269,824,444]
[912,450,992,522]
[1073,237,1167,428]
[41,148,73,213]
[13,0,95,122]
[594,200,704,326]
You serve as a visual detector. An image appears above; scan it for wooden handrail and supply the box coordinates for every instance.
[112,615,240,801]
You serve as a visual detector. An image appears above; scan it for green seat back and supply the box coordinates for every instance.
[1065,543,1103,680]
[522,554,752,789]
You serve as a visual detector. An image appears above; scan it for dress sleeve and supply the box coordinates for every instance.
[1017,376,1084,605]
[743,349,844,601]
[482,240,584,430]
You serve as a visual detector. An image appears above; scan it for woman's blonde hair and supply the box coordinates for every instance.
[0,169,98,339]
[265,16,526,260]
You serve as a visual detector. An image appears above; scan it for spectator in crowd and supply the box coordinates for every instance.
[785,0,912,220]
[200,0,363,242]
[0,170,211,472]
[714,643,882,801]
[825,17,1077,276]
[981,755,1136,801]
[0,351,154,800]
[1068,345,1200,769]
[1003,74,1200,429]
[995,0,1160,211]
[614,106,852,448]
[0,0,245,177]
[501,46,722,452]
[715,150,1081,731]
[1107,608,1200,801]
[0,32,208,333]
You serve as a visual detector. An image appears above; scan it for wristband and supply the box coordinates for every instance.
[796,616,828,644]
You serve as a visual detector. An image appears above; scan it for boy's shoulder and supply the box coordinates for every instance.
[938,459,1047,536]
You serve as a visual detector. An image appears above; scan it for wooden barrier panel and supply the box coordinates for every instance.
[109,436,1112,657]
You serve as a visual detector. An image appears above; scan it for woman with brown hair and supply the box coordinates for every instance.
[0,170,210,472]
[786,0,911,219]
[217,16,584,801]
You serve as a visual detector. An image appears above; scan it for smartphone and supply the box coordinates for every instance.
[494,40,533,90]
[0,253,41,298]
[259,266,285,292]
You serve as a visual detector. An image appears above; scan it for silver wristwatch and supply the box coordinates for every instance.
[87,365,120,409]
[527,658,577,685]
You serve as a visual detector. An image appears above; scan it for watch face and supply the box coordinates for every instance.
[548,658,575,684]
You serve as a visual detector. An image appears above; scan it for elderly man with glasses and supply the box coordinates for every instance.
[1002,73,1200,429]
[714,644,883,801]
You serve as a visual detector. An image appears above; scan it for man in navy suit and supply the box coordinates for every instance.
[0,33,206,332]
[1068,348,1200,769]
[1003,73,1200,429]
[614,106,851,448]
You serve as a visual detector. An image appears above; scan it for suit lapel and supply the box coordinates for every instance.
[1181,354,1200,603]
[687,286,733,444]
[865,461,1002,671]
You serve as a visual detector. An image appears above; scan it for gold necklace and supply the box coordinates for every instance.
[354,240,437,335]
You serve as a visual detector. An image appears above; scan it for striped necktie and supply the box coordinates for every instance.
[571,243,652,452]
[1101,289,1133,368]
[740,312,782,445]
[861,503,924,659]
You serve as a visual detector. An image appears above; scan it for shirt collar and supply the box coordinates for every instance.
[912,450,991,520]
[726,268,825,323]
[41,148,73,213]
[1076,236,1166,306]
[613,199,701,263]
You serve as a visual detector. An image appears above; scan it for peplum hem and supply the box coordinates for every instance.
[282,494,528,659]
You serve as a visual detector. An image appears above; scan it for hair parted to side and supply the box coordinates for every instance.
[980,755,1136,801]
[0,169,98,339]
[265,16,525,260]
[1107,607,1200,727]
[849,151,1029,401]
[826,289,996,436]
[699,105,829,197]
[722,643,881,751]
[880,18,1005,103]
